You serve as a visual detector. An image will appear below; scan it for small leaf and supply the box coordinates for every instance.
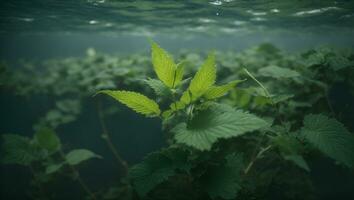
[151,41,176,88]
[46,163,64,174]
[204,80,244,100]
[173,61,185,87]
[188,53,216,100]
[258,65,300,79]
[98,90,161,117]
[172,105,269,151]
[144,78,171,97]
[65,149,101,165]
[34,127,61,153]
[301,114,354,168]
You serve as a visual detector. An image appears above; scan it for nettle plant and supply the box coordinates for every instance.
[98,42,354,199]
[1,128,101,200]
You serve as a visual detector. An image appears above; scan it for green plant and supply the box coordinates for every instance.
[95,42,354,199]
[1,128,101,200]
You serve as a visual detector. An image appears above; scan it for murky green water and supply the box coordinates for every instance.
[1,1,354,200]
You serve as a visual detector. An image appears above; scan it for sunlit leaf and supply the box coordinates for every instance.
[188,53,216,100]
[151,41,176,88]
[204,80,244,100]
[98,90,161,117]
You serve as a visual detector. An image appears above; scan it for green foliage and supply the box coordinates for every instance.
[188,53,216,100]
[151,41,183,88]
[1,134,43,165]
[173,104,269,151]
[2,43,354,200]
[99,90,161,117]
[201,153,244,199]
[258,65,300,79]
[301,114,354,168]
[34,128,61,154]
[129,147,190,196]
[65,149,102,166]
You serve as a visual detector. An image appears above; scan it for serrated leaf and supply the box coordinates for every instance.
[258,65,300,79]
[151,41,176,88]
[301,114,354,168]
[144,78,171,97]
[129,148,190,196]
[98,90,161,117]
[204,80,244,100]
[172,105,269,151]
[1,134,43,165]
[173,61,185,87]
[34,127,61,153]
[65,149,101,165]
[201,153,243,199]
[188,53,216,100]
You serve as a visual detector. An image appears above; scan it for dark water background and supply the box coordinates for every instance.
[1,0,354,199]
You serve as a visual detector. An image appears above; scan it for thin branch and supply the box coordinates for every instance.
[95,99,129,175]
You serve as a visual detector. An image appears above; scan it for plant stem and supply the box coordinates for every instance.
[95,99,129,175]
[244,145,272,174]
[59,151,97,200]
[29,164,48,199]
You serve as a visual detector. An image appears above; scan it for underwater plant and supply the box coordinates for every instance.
[1,128,101,199]
[95,42,354,199]
[1,43,354,200]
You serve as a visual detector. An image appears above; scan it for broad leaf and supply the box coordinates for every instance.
[65,149,101,165]
[34,127,61,153]
[1,134,44,165]
[99,90,161,117]
[129,148,190,196]
[188,53,216,100]
[283,155,310,172]
[204,80,244,100]
[172,105,269,151]
[301,114,354,168]
[151,41,176,88]
[201,153,243,199]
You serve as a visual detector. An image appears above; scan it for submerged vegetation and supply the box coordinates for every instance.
[1,42,354,200]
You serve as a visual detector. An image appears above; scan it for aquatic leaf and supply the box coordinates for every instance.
[258,65,300,79]
[172,105,269,151]
[188,53,216,100]
[144,78,171,97]
[46,163,64,174]
[301,114,354,168]
[65,149,101,165]
[1,134,43,165]
[203,80,244,100]
[272,134,310,171]
[34,127,61,153]
[98,90,161,117]
[201,153,243,199]
[283,155,310,172]
[174,61,185,87]
[129,148,190,196]
[151,41,176,88]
